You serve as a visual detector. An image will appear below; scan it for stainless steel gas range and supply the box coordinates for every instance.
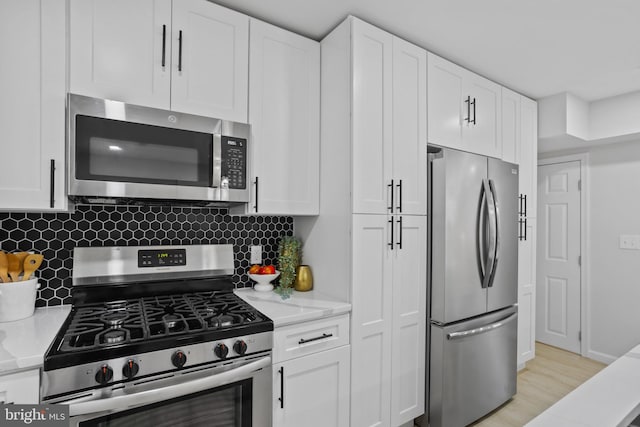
[42,244,273,427]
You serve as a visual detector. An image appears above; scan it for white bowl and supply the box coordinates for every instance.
[249,271,280,292]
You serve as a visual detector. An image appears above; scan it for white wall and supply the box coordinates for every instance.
[540,139,640,362]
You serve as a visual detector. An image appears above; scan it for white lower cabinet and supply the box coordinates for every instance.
[273,346,350,427]
[0,369,40,404]
[272,315,350,427]
[518,218,537,365]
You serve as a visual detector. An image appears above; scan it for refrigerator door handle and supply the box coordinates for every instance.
[478,182,487,281]
[446,312,517,340]
[479,179,497,288]
[487,179,500,287]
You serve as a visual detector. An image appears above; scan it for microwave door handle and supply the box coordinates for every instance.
[212,135,222,189]
[66,356,271,417]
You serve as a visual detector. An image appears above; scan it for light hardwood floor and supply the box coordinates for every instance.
[470,342,606,427]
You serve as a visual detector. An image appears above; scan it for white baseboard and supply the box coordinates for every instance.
[587,349,616,365]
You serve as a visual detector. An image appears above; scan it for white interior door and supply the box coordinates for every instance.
[536,161,581,353]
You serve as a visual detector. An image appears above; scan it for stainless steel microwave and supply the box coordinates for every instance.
[67,93,250,204]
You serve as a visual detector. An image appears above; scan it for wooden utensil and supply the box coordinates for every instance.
[7,253,22,282]
[22,254,44,281]
[0,251,9,283]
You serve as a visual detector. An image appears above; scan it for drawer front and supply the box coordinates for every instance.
[0,369,40,404]
[273,314,350,363]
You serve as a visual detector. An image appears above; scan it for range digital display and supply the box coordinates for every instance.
[138,249,186,267]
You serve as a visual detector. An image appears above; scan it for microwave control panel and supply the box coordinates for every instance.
[221,136,247,189]
[138,249,187,267]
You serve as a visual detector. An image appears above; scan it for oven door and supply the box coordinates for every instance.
[58,355,271,427]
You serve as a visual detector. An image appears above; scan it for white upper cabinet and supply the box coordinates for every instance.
[519,96,538,218]
[0,0,67,211]
[69,0,248,122]
[351,21,393,215]
[428,53,502,158]
[392,38,428,216]
[352,20,427,215]
[69,0,172,109]
[171,0,248,121]
[248,19,320,215]
[501,87,521,164]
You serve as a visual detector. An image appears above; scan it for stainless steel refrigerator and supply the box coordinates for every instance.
[426,146,518,427]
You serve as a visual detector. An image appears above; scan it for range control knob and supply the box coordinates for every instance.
[171,350,187,368]
[122,359,140,379]
[214,343,229,359]
[233,340,248,355]
[95,365,113,385]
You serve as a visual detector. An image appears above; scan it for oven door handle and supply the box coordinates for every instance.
[66,356,271,417]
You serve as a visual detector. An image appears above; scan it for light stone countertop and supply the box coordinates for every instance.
[0,305,70,374]
[234,287,351,327]
[525,343,640,427]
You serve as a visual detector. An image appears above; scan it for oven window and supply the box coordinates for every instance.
[80,379,252,427]
[75,115,213,187]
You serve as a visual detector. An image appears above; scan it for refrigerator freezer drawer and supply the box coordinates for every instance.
[429,306,517,427]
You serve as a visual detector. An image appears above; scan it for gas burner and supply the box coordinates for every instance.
[100,311,129,326]
[163,314,182,329]
[208,314,243,329]
[102,329,126,344]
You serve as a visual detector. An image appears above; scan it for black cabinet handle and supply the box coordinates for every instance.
[278,366,284,409]
[464,96,471,123]
[49,159,55,208]
[396,179,402,213]
[397,216,403,249]
[178,30,183,72]
[524,218,527,241]
[253,177,259,213]
[523,194,527,217]
[298,333,333,345]
[471,97,477,125]
[161,25,167,68]
[388,217,394,250]
[387,179,394,213]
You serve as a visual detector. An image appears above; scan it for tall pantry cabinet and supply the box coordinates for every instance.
[297,16,427,427]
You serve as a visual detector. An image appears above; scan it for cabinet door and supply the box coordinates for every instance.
[518,219,536,365]
[0,369,40,404]
[0,0,67,211]
[249,19,319,215]
[69,0,171,108]
[501,87,521,164]
[391,215,427,425]
[392,38,427,216]
[464,72,502,158]
[351,214,393,427]
[273,346,350,427]
[171,0,248,122]
[352,20,393,214]
[519,96,538,218]
[427,53,464,150]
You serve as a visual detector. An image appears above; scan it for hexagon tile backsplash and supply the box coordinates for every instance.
[0,204,293,307]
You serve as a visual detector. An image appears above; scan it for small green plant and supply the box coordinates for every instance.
[275,236,301,299]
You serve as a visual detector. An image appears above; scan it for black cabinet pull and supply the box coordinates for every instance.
[396,179,402,213]
[518,194,524,216]
[49,159,55,208]
[178,30,183,72]
[397,216,403,249]
[464,96,471,123]
[518,219,522,241]
[524,218,527,241]
[161,25,167,68]
[387,179,394,213]
[298,333,333,345]
[471,97,477,125]
[278,366,284,409]
[253,177,259,213]
[523,194,527,217]
[388,217,394,250]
